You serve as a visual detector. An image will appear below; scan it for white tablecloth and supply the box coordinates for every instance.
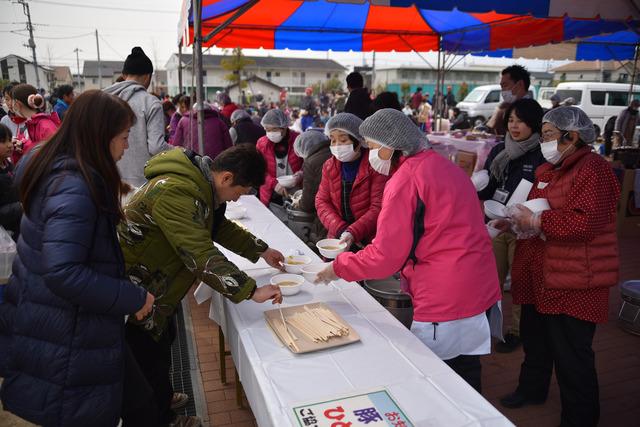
[194,195,513,427]
[428,134,499,172]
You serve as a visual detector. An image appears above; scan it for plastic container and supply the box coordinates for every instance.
[270,273,304,296]
[301,263,330,283]
[316,239,347,259]
[521,198,551,213]
[276,175,297,188]
[484,200,507,220]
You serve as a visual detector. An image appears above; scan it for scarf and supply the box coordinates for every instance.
[490,132,540,182]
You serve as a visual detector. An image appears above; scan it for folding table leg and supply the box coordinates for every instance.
[235,368,245,409]
[218,325,231,384]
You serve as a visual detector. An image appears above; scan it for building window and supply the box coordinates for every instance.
[590,91,605,106]
[275,71,280,77]
[334,73,338,78]
[266,70,272,81]
[602,71,611,82]
[93,78,97,84]
[618,73,629,83]
[326,72,331,79]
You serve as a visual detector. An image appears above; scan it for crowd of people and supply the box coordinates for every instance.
[0,46,623,427]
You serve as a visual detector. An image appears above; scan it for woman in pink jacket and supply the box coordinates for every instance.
[10,84,60,165]
[317,108,501,392]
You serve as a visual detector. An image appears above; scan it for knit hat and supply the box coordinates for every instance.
[230,109,250,123]
[359,108,430,156]
[324,112,364,143]
[260,108,289,128]
[294,129,329,158]
[122,47,153,75]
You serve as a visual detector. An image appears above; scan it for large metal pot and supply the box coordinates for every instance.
[285,203,320,246]
[363,276,413,329]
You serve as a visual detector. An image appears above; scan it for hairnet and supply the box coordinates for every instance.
[293,129,329,158]
[260,108,289,128]
[324,113,364,144]
[542,106,596,143]
[359,108,430,156]
[230,109,250,122]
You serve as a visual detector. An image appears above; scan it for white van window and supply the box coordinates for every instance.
[556,90,582,105]
[591,91,606,106]
[607,91,629,106]
[463,89,487,103]
[485,90,501,103]
[540,91,554,100]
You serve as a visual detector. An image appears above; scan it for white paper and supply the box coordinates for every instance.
[506,179,533,206]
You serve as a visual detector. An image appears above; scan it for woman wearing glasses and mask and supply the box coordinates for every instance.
[494,107,620,427]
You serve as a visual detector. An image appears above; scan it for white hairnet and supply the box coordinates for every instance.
[359,108,430,156]
[324,113,364,143]
[294,129,329,158]
[260,108,289,128]
[542,106,596,143]
[230,109,250,122]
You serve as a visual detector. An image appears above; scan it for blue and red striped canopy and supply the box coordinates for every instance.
[186,0,636,54]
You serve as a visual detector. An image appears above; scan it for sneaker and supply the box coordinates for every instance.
[171,392,190,410]
[169,415,202,427]
[500,390,546,409]
[495,333,521,353]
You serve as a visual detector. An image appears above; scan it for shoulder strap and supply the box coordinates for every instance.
[402,193,425,270]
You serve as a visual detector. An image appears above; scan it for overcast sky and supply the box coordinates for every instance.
[1,0,569,74]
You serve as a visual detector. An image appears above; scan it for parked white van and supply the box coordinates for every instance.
[457,84,536,126]
[537,87,556,109]
[554,82,640,136]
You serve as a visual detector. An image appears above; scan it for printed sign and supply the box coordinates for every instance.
[292,389,413,427]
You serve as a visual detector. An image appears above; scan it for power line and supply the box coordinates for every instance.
[29,0,176,14]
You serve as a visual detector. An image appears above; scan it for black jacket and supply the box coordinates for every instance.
[0,161,21,238]
[234,117,266,145]
[344,87,373,120]
[299,143,331,214]
[477,142,546,203]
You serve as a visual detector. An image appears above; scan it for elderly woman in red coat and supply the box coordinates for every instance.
[492,107,620,427]
[315,113,389,249]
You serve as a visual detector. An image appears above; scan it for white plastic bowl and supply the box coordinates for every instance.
[282,255,312,273]
[487,224,501,239]
[484,200,507,220]
[316,239,347,259]
[301,263,329,283]
[276,175,297,188]
[521,198,551,213]
[226,206,247,220]
[270,273,304,296]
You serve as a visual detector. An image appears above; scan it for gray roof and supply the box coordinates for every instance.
[82,60,124,77]
[226,75,282,90]
[175,53,347,71]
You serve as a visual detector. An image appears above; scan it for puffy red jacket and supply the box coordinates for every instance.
[256,130,302,205]
[12,112,60,165]
[315,150,389,243]
[221,103,238,120]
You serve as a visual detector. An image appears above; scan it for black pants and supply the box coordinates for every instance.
[122,321,176,427]
[445,355,482,393]
[517,304,599,427]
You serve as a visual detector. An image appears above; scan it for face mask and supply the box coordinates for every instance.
[540,140,563,164]
[330,144,359,162]
[368,148,392,176]
[501,90,515,104]
[267,131,283,143]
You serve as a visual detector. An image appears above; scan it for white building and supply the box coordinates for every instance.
[81,60,124,92]
[165,53,347,103]
[227,75,282,106]
[552,60,635,84]
[0,54,54,91]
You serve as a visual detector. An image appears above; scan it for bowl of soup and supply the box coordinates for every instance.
[283,255,312,273]
[276,175,297,189]
[270,273,304,296]
[301,263,330,283]
[316,238,347,259]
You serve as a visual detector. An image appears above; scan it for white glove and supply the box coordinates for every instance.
[339,231,354,249]
[274,183,286,195]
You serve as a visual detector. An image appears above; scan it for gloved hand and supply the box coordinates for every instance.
[293,170,303,185]
[470,170,490,191]
[274,183,287,196]
[508,204,542,238]
[339,231,354,249]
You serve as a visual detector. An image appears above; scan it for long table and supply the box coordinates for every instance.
[428,133,499,172]
[194,195,513,427]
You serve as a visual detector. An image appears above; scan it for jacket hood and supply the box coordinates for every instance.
[144,148,211,193]
[29,112,61,127]
[103,80,147,102]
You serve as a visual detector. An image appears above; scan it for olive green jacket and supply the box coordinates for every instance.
[119,149,268,340]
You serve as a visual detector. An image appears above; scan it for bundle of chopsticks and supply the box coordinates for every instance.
[274,305,350,352]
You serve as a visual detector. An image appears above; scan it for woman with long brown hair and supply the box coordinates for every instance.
[0,90,154,426]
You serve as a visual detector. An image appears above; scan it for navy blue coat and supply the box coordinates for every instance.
[0,155,147,427]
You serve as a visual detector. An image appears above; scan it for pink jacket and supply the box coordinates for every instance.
[255,131,302,205]
[12,113,60,165]
[334,150,501,322]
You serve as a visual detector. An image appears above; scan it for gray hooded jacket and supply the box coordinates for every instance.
[104,80,171,187]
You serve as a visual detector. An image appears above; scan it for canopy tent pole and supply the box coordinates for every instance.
[178,44,183,95]
[193,0,205,155]
[628,43,639,102]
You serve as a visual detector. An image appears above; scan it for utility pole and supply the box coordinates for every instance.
[74,48,81,92]
[95,29,102,89]
[18,0,41,89]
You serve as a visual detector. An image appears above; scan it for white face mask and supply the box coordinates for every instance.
[540,139,563,164]
[368,148,392,176]
[267,131,283,143]
[330,144,359,162]
[501,90,515,104]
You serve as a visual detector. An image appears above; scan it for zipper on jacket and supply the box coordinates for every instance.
[432,322,439,340]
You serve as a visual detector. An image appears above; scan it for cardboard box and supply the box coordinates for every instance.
[455,150,478,177]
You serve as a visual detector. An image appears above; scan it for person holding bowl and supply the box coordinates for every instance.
[493,107,620,427]
[317,109,501,392]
